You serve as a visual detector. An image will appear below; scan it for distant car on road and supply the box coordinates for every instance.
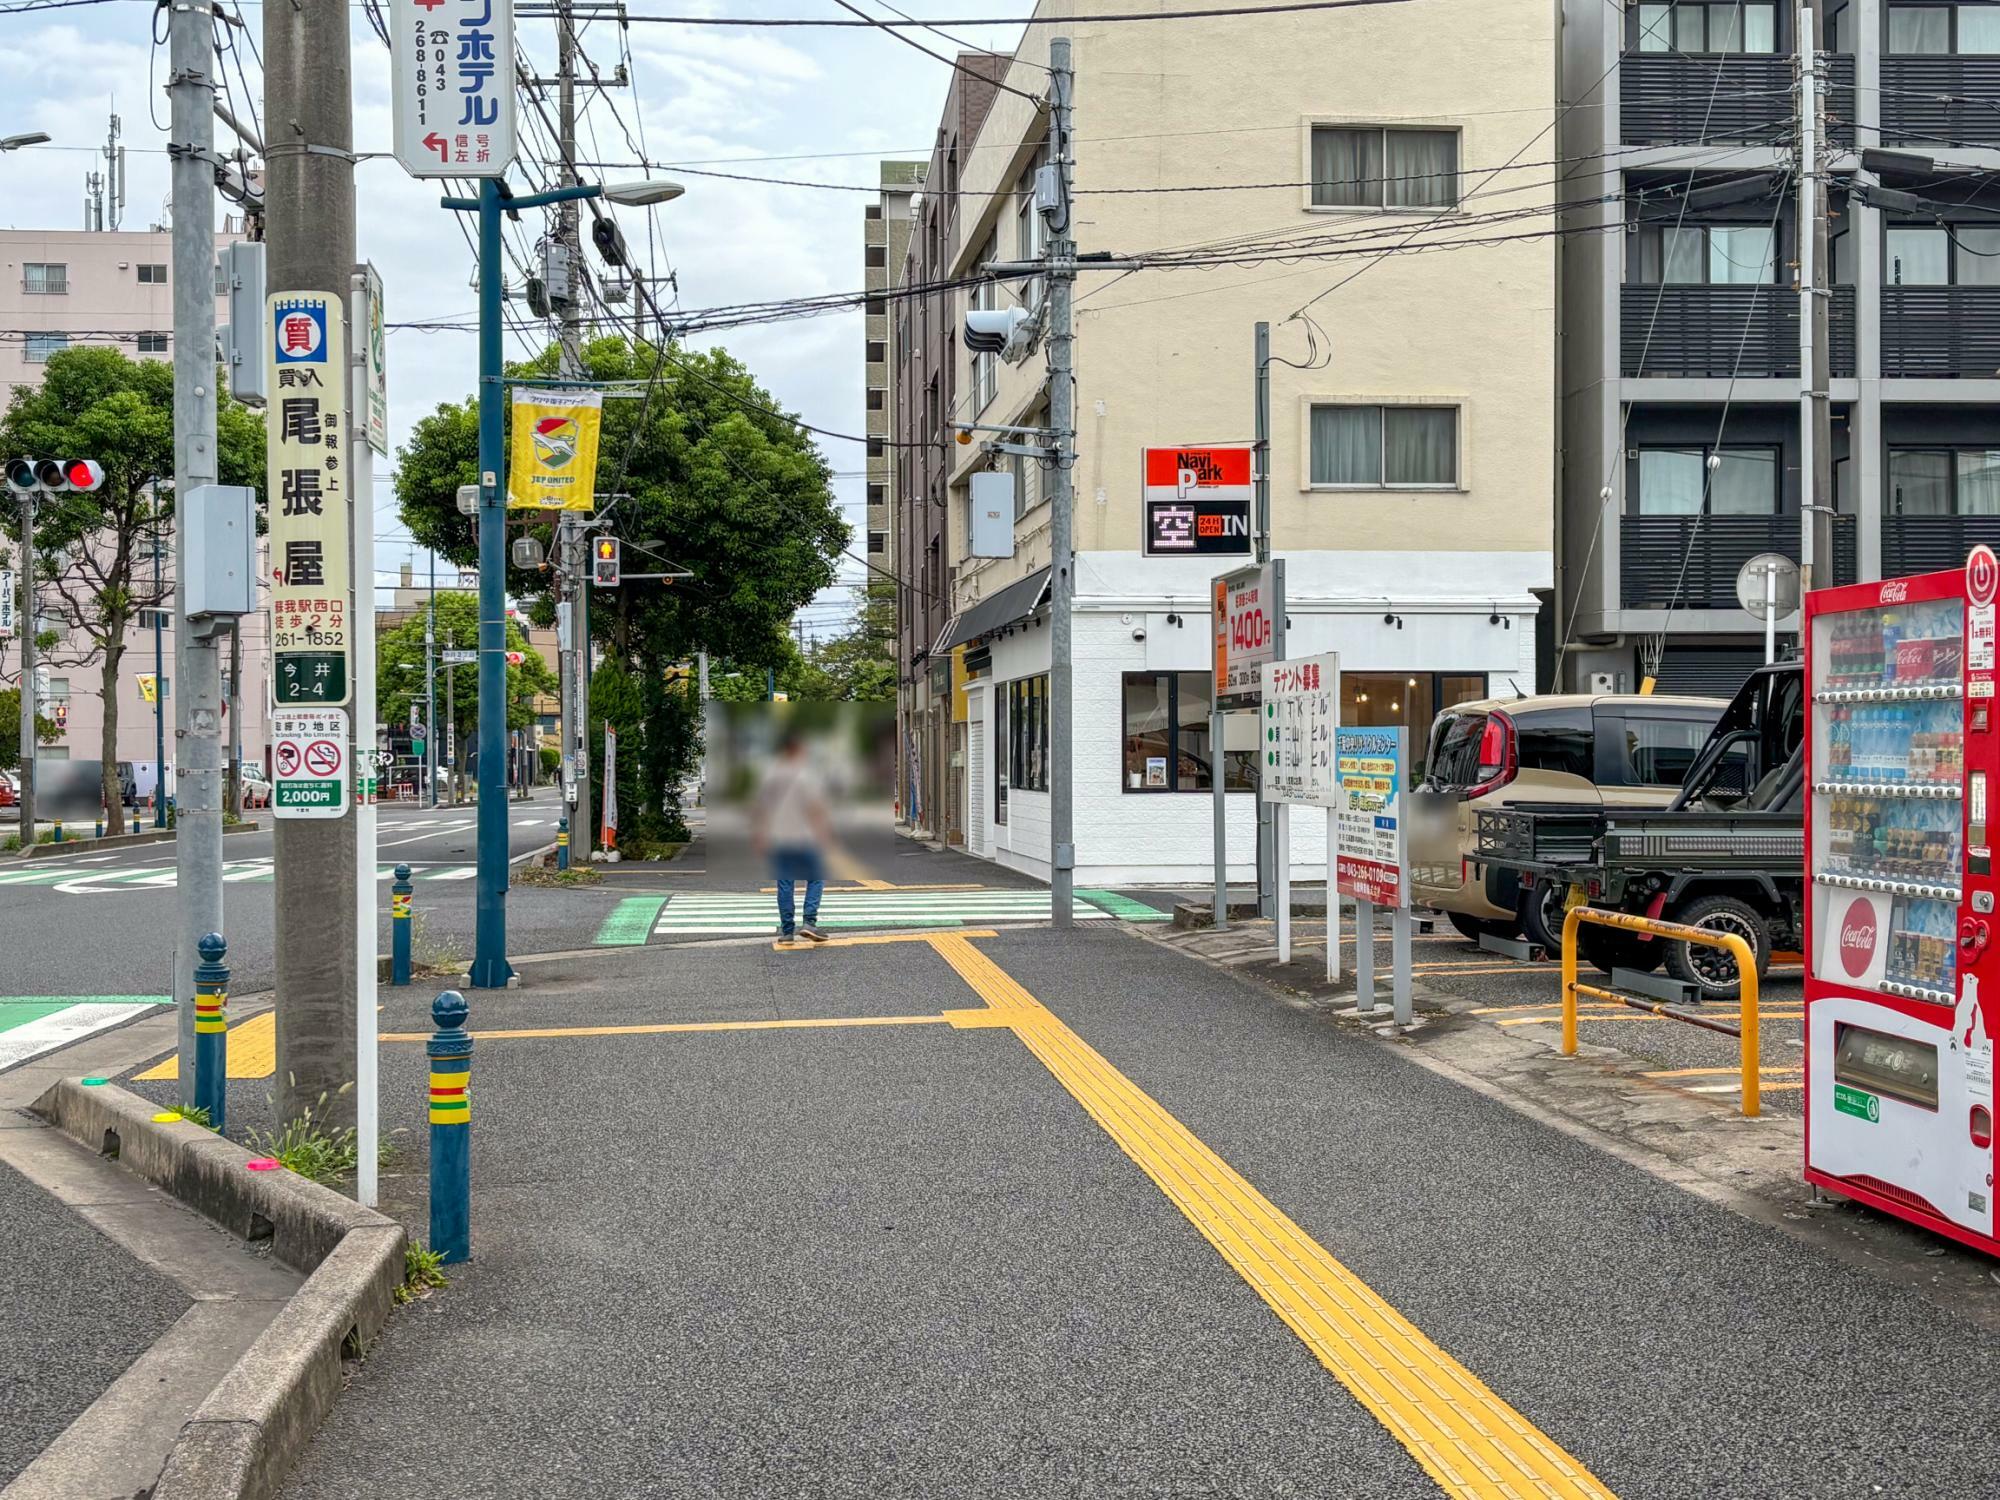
[0,770,16,808]
[238,764,272,809]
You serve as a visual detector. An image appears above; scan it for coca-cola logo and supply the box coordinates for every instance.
[1880,580,1910,605]
[1839,897,1879,978]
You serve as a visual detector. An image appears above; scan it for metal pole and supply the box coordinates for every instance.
[227,621,242,817]
[152,539,165,828]
[555,1,592,859]
[1797,3,1834,592]
[16,486,35,838]
[350,271,378,1205]
[171,0,226,1099]
[1765,565,1777,665]
[446,657,456,805]
[426,553,437,808]
[574,538,592,856]
[1807,6,1835,589]
[1048,36,1077,927]
[266,0,359,1121]
[470,178,513,986]
[1254,320,1274,919]
[1211,704,1227,929]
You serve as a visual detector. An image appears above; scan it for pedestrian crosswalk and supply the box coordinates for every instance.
[0,861,478,892]
[650,888,1171,936]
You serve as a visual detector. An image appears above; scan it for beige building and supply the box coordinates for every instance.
[865,162,926,569]
[927,0,1557,883]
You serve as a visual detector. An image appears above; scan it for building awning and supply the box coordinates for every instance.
[931,566,1051,656]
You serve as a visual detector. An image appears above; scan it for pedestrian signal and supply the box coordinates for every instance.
[592,537,620,588]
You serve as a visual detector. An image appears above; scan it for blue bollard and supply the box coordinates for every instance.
[193,932,229,1130]
[427,990,473,1264]
[556,816,569,872]
[51,820,62,843]
[391,865,414,987]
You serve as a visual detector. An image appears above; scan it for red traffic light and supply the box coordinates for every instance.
[64,459,104,490]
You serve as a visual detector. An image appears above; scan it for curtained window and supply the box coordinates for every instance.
[1888,448,2000,514]
[1637,2,1778,50]
[1311,127,1456,209]
[1633,223,1775,283]
[1635,446,1778,513]
[1311,404,1458,487]
[1890,5,1952,51]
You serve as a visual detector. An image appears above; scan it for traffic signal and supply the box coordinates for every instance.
[592,536,621,588]
[6,458,104,492]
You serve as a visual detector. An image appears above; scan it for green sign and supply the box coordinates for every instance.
[275,651,349,707]
[1833,1082,1881,1123]
[276,780,344,812]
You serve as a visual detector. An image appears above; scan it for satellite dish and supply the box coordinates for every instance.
[1736,552,1801,620]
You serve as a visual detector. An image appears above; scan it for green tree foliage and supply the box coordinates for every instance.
[808,585,896,702]
[374,591,556,786]
[394,335,844,833]
[0,687,59,772]
[0,348,265,830]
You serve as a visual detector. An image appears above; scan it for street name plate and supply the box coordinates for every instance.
[273,707,350,819]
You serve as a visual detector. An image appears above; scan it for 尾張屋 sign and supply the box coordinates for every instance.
[1335,725,1408,909]
[508,388,604,511]
[266,293,350,707]
[390,0,516,179]
[272,707,350,819]
[1143,445,1253,557]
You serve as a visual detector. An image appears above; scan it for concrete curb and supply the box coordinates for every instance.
[18,822,262,860]
[31,1078,406,1500]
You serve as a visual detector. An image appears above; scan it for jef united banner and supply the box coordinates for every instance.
[266,293,351,707]
[508,388,603,511]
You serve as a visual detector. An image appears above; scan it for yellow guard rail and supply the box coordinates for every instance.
[1560,905,1762,1118]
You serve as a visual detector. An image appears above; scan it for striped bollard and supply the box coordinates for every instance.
[51,820,62,843]
[390,864,414,986]
[427,990,473,1264]
[193,932,229,1131]
[556,816,569,872]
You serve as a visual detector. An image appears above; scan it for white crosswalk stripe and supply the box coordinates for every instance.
[652,888,1111,935]
[2,862,479,893]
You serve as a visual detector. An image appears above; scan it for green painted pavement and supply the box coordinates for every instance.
[595,895,670,946]
[0,997,172,1030]
[1077,890,1174,922]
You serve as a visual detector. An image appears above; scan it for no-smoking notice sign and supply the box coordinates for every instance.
[272,707,349,819]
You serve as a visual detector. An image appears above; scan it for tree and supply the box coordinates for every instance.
[395,335,844,834]
[0,687,59,772]
[809,585,896,702]
[374,591,556,789]
[0,348,265,832]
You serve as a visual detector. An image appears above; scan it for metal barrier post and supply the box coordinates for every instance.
[427,989,473,1263]
[391,864,413,987]
[193,932,229,1130]
[557,816,569,872]
[1561,906,1581,1057]
[1730,935,1760,1119]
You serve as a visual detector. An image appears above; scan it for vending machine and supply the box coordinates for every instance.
[1804,547,2000,1254]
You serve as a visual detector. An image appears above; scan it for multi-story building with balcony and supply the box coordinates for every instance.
[890,57,1009,844]
[1559,0,2000,694]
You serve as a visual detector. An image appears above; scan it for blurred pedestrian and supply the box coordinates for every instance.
[753,728,832,943]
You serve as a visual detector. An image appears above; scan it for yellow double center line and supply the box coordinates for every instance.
[927,933,1612,1499]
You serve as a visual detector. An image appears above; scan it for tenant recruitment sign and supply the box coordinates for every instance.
[1258,653,1340,807]
[390,0,516,178]
[266,293,351,707]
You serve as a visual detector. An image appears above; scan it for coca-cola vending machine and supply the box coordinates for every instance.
[1804,547,2000,1253]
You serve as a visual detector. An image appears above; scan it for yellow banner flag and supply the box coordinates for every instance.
[137,673,158,704]
[508,388,603,511]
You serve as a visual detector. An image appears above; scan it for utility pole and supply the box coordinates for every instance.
[169,0,226,1099]
[1253,320,1277,919]
[266,0,359,1120]
[1798,2,1834,593]
[426,553,437,808]
[553,0,593,862]
[152,535,165,828]
[1047,37,1077,927]
[445,660,456,805]
[15,490,35,838]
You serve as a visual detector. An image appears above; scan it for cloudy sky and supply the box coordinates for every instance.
[0,0,1032,642]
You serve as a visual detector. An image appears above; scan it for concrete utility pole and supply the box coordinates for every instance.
[266,0,359,1123]
[1047,37,1077,927]
[1797,1,1835,593]
[554,0,593,861]
[169,0,226,1096]
[426,553,437,807]
[1253,320,1276,919]
[16,489,36,838]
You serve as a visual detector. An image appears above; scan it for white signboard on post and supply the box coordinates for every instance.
[1258,653,1339,808]
[390,0,516,179]
[0,569,13,637]
[1212,561,1282,710]
[272,707,350,819]
[267,293,352,707]
[361,262,389,457]
[1335,726,1408,908]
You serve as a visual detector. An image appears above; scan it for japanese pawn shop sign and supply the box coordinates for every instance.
[390,0,516,178]
[266,294,350,707]
[272,708,349,819]
[1334,725,1409,908]
[509,388,604,511]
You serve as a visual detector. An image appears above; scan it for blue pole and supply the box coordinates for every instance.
[427,989,472,1264]
[471,176,512,989]
[153,541,166,828]
[556,816,569,872]
[391,863,413,986]
[193,931,228,1130]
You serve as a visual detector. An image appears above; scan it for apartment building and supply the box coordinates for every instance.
[890,55,1010,843]
[0,226,268,783]
[927,0,1556,884]
[1558,0,2000,693]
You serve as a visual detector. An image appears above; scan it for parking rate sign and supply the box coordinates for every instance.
[272,708,349,819]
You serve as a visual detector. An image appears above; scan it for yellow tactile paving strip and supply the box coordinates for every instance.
[925,933,1614,1500]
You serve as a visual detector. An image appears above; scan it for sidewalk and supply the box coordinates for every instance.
[192,902,2000,1497]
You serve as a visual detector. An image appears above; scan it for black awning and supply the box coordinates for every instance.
[931,566,1051,656]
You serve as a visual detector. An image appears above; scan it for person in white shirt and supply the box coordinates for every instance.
[752,728,834,943]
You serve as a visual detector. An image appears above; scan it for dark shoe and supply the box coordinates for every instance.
[800,923,828,942]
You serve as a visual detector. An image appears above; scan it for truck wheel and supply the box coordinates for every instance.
[1578,924,1665,976]
[1664,894,1770,1002]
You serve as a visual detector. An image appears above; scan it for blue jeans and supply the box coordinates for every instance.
[771,847,825,934]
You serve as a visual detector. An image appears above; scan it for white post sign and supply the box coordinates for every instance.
[1336,725,1412,1024]
[1259,653,1340,807]
[0,569,13,637]
[272,707,350,819]
[268,293,352,707]
[1212,562,1280,710]
[361,262,389,458]
[391,0,516,179]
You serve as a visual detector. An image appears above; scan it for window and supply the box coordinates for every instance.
[866,340,885,363]
[1632,223,1778,284]
[1888,448,2000,515]
[1015,152,1049,306]
[867,437,885,459]
[136,263,168,284]
[1309,404,1458,487]
[866,245,887,268]
[1633,446,1779,513]
[1637,2,1779,51]
[1597,710,1724,787]
[139,608,172,630]
[23,262,66,294]
[994,693,1008,825]
[867,530,887,554]
[138,332,169,354]
[867,388,886,411]
[1887,224,2000,285]
[1010,445,1045,520]
[24,334,67,363]
[970,232,999,413]
[1514,705,1596,780]
[865,204,882,221]
[867,482,886,504]
[864,294,886,316]
[1310,127,1457,209]
[1120,673,1254,792]
[1009,675,1049,792]
[1889,4,2000,52]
